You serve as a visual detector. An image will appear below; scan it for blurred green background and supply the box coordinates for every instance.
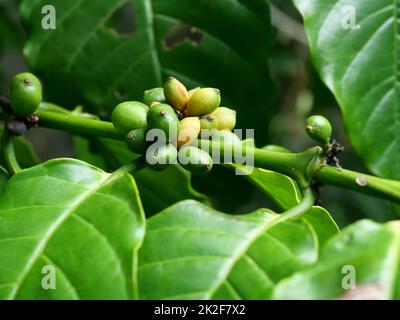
[0,0,396,227]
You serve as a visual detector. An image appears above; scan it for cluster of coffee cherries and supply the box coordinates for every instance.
[111,77,239,174]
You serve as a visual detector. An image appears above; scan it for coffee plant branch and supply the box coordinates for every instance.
[1,106,398,204]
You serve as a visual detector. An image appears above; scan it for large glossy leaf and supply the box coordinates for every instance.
[74,136,208,216]
[138,200,325,300]
[0,159,145,299]
[294,0,400,179]
[275,220,400,299]
[21,0,276,144]
[235,165,339,248]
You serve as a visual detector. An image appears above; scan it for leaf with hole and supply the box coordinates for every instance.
[21,0,276,144]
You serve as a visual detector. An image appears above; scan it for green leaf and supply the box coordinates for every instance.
[0,159,145,299]
[74,137,208,216]
[0,165,8,195]
[21,0,276,144]
[235,166,339,248]
[0,3,23,49]
[294,0,400,179]
[275,220,400,299]
[138,200,323,300]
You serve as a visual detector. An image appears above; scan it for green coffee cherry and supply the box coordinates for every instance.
[178,146,213,175]
[9,72,42,116]
[186,88,221,116]
[262,145,290,153]
[305,115,332,145]
[147,143,178,171]
[211,107,236,131]
[143,87,166,106]
[164,77,189,112]
[126,128,148,154]
[147,103,179,141]
[177,117,201,148]
[112,101,149,136]
[199,114,218,131]
[211,129,241,145]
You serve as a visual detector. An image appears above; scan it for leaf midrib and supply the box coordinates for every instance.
[206,214,283,299]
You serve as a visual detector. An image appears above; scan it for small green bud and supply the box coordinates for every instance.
[211,107,236,131]
[305,115,332,145]
[199,114,219,131]
[262,145,291,153]
[164,77,189,111]
[10,72,42,116]
[177,117,201,148]
[147,143,178,171]
[112,101,149,136]
[186,88,221,116]
[178,146,213,175]
[126,128,148,154]
[143,87,166,106]
[147,103,179,141]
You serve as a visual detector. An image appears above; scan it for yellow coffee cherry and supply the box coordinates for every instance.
[199,114,219,131]
[211,107,236,130]
[164,77,189,111]
[188,87,200,100]
[186,88,221,116]
[177,117,201,148]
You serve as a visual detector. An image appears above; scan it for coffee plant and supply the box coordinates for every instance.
[0,0,399,300]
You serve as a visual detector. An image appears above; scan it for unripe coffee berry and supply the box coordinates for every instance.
[112,101,149,136]
[188,87,200,100]
[143,87,166,106]
[164,77,189,112]
[9,72,42,117]
[211,107,236,130]
[211,129,241,145]
[177,117,201,148]
[126,128,148,154]
[305,115,332,145]
[178,146,213,175]
[186,88,221,116]
[199,114,218,131]
[147,103,179,142]
[147,143,178,171]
